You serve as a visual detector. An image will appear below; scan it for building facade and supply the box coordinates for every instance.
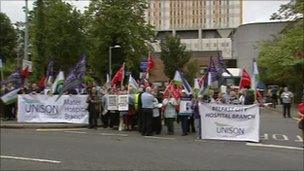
[145,0,243,82]
[231,21,289,75]
[146,0,242,30]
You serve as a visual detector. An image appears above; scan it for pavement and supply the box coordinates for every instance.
[1,108,303,170]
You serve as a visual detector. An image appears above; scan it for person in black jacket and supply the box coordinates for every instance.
[87,87,100,129]
[244,87,255,105]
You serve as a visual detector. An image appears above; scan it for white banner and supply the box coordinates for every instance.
[199,103,260,142]
[118,95,129,111]
[17,95,89,124]
[107,95,118,111]
[179,100,193,113]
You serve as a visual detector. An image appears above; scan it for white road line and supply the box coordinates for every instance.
[64,131,87,134]
[144,136,175,140]
[99,133,128,137]
[0,155,61,164]
[292,117,300,121]
[36,128,87,132]
[246,143,303,151]
[194,139,207,142]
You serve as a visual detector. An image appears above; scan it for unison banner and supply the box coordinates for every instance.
[199,103,259,142]
[17,94,89,124]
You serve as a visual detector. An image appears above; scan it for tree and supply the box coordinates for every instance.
[29,0,88,80]
[258,0,304,102]
[185,59,200,85]
[85,0,155,81]
[160,35,190,79]
[0,12,18,75]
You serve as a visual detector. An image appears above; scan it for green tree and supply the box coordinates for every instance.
[185,59,200,85]
[258,0,304,102]
[0,12,18,75]
[85,0,155,81]
[160,35,190,79]
[29,0,88,80]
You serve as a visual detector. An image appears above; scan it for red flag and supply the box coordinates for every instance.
[21,66,30,78]
[146,53,155,73]
[111,63,125,86]
[38,75,46,89]
[239,68,251,89]
[163,82,181,100]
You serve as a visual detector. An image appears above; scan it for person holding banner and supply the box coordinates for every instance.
[162,92,178,135]
[87,87,101,129]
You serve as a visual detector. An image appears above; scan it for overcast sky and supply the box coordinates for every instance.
[0,0,290,24]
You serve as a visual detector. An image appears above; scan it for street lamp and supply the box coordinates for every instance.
[109,45,121,80]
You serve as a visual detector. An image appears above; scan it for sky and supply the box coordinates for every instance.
[0,0,291,24]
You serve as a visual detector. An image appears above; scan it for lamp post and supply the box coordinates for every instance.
[24,0,29,60]
[109,45,121,80]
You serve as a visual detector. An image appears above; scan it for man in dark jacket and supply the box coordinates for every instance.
[244,87,255,105]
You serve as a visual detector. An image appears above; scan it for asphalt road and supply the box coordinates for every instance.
[1,108,303,170]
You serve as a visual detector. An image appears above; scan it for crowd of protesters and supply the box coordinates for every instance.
[1,79,298,138]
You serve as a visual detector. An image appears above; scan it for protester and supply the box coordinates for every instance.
[271,86,278,108]
[101,89,110,128]
[118,86,128,131]
[87,86,101,129]
[162,92,178,135]
[298,101,304,148]
[193,95,202,139]
[140,87,155,136]
[135,87,144,133]
[280,87,294,118]
[152,88,162,134]
[179,90,192,136]
[125,94,136,131]
[244,87,255,105]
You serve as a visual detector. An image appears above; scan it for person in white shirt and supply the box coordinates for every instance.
[162,93,178,135]
[280,87,294,118]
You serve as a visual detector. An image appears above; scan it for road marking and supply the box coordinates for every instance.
[246,143,303,151]
[295,135,303,142]
[144,136,175,140]
[194,139,207,142]
[0,155,61,164]
[99,133,128,137]
[36,128,87,132]
[272,134,289,141]
[292,117,300,121]
[260,133,269,140]
[64,131,87,134]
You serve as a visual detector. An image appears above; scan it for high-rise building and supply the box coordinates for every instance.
[146,0,242,30]
[145,0,243,82]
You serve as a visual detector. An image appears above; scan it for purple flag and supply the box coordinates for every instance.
[56,55,86,100]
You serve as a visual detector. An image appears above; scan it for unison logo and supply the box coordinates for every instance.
[23,97,59,115]
[215,122,245,137]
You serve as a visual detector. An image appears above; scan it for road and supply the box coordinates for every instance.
[1,108,303,170]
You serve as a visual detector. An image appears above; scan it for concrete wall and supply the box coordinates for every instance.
[231,21,289,75]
